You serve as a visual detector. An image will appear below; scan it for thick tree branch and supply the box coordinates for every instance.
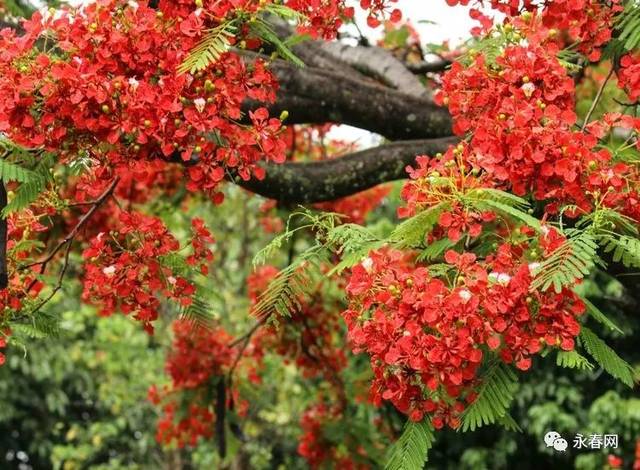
[317,42,429,98]
[0,180,7,289]
[244,55,453,140]
[269,17,429,97]
[230,138,456,203]
[268,19,370,82]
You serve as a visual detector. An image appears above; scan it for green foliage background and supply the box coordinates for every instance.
[0,183,637,470]
[0,3,639,470]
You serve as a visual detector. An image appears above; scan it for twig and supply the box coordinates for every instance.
[20,177,119,313]
[228,320,263,349]
[406,59,451,74]
[21,177,119,271]
[28,240,73,316]
[582,67,614,131]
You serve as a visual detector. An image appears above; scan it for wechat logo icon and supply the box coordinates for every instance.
[544,431,569,452]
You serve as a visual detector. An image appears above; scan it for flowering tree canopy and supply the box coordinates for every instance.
[1,0,640,468]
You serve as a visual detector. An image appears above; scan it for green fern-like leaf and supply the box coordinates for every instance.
[580,327,636,387]
[159,252,191,275]
[13,309,61,339]
[12,323,49,339]
[384,419,435,470]
[0,159,37,183]
[460,363,519,432]
[263,3,306,21]
[1,155,54,217]
[556,48,586,72]
[581,207,639,236]
[530,230,599,293]
[324,223,383,275]
[615,1,640,52]
[252,245,329,322]
[249,19,304,67]
[2,179,45,217]
[180,296,216,331]
[388,202,450,249]
[253,229,297,267]
[417,237,456,263]
[253,210,341,267]
[178,22,237,75]
[556,350,594,371]
[465,191,541,232]
[497,413,523,432]
[580,296,624,335]
[601,234,640,268]
[465,188,531,212]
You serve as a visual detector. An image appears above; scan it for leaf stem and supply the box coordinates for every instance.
[581,67,614,131]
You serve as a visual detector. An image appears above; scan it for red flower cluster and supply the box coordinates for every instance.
[165,320,235,389]
[0,0,285,203]
[359,0,402,28]
[298,402,370,470]
[0,205,51,353]
[285,0,400,38]
[445,1,619,60]
[150,320,238,448]
[434,39,639,215]
[540,0,620,61]
[285,0,355,39]
[399,148,498,242]
[0,330,9,366]
[152,393,215,449]
[619,53,640,102]
[187,218,215,275]
[343,238,584,429]
[81,211,195,333]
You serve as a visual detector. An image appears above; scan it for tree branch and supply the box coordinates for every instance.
[406,59,451,74]
[317,42,429,98]
[0,180,7,289]
[244,55,453,140]
[21,178,119,316]
[230,138,456,203]
[22,177,120,271]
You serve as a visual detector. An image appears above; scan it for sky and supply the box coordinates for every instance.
[353,0,481,46]
[62,0,481,43]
